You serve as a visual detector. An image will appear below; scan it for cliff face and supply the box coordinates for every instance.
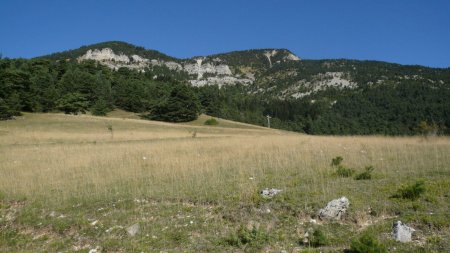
[75,47,301,87]
[42,41,449,103]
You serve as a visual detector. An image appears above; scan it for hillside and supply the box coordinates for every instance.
[41,41,177,62]
[1,41,449,135]
[0,113,449,252]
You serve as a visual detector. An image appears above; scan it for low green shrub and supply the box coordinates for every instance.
[204,118,219,125]
[392,180,425,200]
[336,166,355,178]
[331,156,343,167]
[224,225,269,249]
[348,233,387,253]
[355,166,374,180]
[309,229,328,247]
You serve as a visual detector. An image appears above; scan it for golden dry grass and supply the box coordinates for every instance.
[1,113,449,208]
[1,113,450,252]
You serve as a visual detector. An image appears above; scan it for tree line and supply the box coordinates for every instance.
[1,56,449,135]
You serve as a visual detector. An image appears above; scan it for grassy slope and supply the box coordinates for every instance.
[0,113,449,252]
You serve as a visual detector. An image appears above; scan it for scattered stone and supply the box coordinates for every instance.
[127,223,140,237]
[90,220,98,226]
[393,221,415,242]
[318,197,349,220]
[88,249,97,253]
[309,218,317,224]
[105,225,123,233]
[246,220,260,231]
[260,188,282,198]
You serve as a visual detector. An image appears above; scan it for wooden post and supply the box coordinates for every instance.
[266,115,272,128]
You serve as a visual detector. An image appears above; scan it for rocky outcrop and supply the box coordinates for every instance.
[126,223,140,237]
[288,72,357,98]
[393,221,415,242]
[79,48,130,63]
[77,47,300,87]
[318,197,349,220]
[184,60,232,79]
[260,188,282,198]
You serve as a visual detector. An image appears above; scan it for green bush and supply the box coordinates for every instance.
[336,166,355,178]
[348,233,387,253]
[224,225,268,249]
[355,166,374,180]
[331,156,343,167]
[309,229,327,247]
[204,118,219,125]
[91,98,111,116]
[56,92,88,115]
[392,180,425,200]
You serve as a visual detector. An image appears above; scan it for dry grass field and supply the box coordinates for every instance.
[0,112,449,252]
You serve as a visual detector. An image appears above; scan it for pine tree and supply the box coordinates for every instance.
[146,84,200,122]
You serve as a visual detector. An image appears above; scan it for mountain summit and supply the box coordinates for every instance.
[41,41,301,87]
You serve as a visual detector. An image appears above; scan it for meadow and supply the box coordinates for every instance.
[0,113,449,252]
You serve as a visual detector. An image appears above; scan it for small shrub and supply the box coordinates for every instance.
[348,233,387,253]
[204,118,219,125]
[331,156,343,167]
[336,166,355,178]
[91,99,111,116]
[309,229,327,247]
[392,180,425,200]
[355,166,374,180]
[224,225,268,249]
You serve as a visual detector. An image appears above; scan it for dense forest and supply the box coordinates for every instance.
[1,45,449,135]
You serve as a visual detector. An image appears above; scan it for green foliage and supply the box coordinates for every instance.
[91,98,111,116]
[146,84,200,122]
[43,41,176,62]
[56,92,88,115]
[348,233,387,253]
[416,121,439,136]
[1,46,450,136]
[204,118,219,125]
[392,181,426,200]
[355,166,374,180]
[331,156,343,167]
[0,97,20,120]
[336,166,355,178]
[309,229,328,247]
[223,225,269,249]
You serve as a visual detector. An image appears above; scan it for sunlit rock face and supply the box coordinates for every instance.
[79,48,130,63]
[184,59,232,80]
[77,47,301,88]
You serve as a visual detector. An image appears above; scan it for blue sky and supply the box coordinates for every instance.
[1,0,449,67]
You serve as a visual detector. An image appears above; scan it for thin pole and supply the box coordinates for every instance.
[266,115,271,128]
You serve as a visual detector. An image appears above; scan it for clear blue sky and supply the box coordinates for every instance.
[1,0,449,67]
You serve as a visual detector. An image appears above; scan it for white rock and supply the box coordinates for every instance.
[260,188,282,198]
[79,48,130,63]
[393,221,415,242]
[127,223,140,237]
[318,197,349,220]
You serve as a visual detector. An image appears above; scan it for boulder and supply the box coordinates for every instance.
[260,188,282,198]
[127,223,140,237]
[318,197,349,220]
[393,221,415,242]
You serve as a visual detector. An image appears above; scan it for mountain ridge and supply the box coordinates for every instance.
[37,40,450,70]
[2,41,449,135]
